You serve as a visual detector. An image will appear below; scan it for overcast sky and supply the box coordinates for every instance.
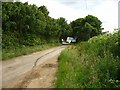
[20,0,119,33]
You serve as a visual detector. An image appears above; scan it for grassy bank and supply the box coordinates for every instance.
[2,43,60,60]
[56,32,120,88]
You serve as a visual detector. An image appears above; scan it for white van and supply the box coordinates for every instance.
[66,37,76,43]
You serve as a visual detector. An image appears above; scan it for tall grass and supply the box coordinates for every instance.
[56,31,120,88]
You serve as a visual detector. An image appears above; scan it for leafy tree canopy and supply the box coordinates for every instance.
[71,15,103,41]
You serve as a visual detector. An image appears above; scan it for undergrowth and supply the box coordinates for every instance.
[56,31,120,88]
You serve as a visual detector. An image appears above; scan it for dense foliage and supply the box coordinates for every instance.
[56,30,120,88]
[71,15,103,41]
[2,2,72,49]
[2,2,103,50]
[2,2,103,60]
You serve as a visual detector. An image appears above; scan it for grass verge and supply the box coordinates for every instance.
[2,43,60,60]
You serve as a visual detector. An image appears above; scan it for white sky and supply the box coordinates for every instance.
[20,0,119,33]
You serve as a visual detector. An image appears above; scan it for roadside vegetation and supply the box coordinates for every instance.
[56,30,120,88]
[2,2,71,60]
[2,2,103,60]
[2,43,60,60]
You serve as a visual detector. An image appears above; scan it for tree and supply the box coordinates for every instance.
[2,2,47,47]
[2,2,69,48]
[71,15,103,41]
[57,17,72,40]
[84,15,102,35]
[38,5,49,17]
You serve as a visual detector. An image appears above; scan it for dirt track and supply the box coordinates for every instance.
[1,46,67,88]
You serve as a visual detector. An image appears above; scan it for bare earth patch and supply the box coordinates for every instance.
[11,56,58,88]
